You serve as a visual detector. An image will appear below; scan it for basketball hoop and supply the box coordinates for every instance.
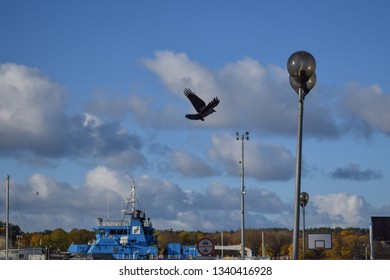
[314,240,325,251]
[315,246,325,252]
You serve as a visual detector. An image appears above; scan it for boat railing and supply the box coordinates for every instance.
[99,219,127,226]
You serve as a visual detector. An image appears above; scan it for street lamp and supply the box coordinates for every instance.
[300,192,309,259]
[236,131,249,259]
[287,51,316,260]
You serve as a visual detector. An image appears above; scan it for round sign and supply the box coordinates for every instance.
[196,237,215,256]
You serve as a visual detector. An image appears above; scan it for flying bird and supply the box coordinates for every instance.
[184,88,220,121]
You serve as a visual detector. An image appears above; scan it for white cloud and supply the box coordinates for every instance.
[82,113,104,128]
[343,82,390,136]
[83,51,388,141]
[310,193,372,227]
[169,150,216,177]
[85,166,130,196]
[29,173,58,199]
[0,63,148,170]
[0,63,67,153]
[141,51,341,137]
[143,50,218,95]
[4,168,388,232]
[209,134,295,181]
[3,58,390,233]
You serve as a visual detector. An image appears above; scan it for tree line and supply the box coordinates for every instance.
[155,227,388,259]
[1,221,389,259]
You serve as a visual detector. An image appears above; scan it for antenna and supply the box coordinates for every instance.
[130,180,136,214]
[106,191,110,220]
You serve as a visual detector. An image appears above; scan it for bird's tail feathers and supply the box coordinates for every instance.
[185,113,204,121]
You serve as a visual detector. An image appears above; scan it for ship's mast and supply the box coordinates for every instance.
[130,180,136,214]
[120,181,137,224]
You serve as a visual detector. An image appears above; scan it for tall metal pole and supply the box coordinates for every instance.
[302,205,306,259]
[288,50,316,260]
[262,231,265,258]
[292,88,304,260]
[240,136,245,259]
[5,175,10,260]
[236,132,249,259]
[300,191,309,260]
[369,223,374,260]
[221,231,224,258]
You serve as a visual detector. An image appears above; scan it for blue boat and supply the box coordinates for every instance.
[68,182,158,259]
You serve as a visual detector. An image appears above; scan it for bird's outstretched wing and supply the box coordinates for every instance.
[184,88,206,113]
[203,97,220,111]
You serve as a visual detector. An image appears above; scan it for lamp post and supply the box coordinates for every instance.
[236,131,249,258]
[5,175,10,260]
[287,51,316,260]
[300,192,309,259]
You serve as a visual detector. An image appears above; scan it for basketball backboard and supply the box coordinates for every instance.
[308,233,332,250]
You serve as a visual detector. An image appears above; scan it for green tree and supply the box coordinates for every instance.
[68,228,95,245]
[49,228,69,251]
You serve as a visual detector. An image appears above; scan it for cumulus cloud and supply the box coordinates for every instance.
[6,168,140,232]
[0,63,147,170]
[120,178,292,231]
[169,150,216,177]
[7,174,92,231]
[209,134,295,181]
[143,50,218,95]
[342,83,390,136]
[87,92,188,129]
[3,56,390,233]
[69,113,148,169]
[141,51,341,138]
[141,50,390,140]
[4,168,389,232]
[329,163,383,181]
[0,63,68,156]
[3,168,289,232]
[310,193,374,228]
[84,166,131,196]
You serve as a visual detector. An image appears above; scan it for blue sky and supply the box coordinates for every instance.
[1,0,390,233]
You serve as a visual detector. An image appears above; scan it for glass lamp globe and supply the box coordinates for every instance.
[300,192,309,207]
[289,73,316,96]
[287,51,316,85]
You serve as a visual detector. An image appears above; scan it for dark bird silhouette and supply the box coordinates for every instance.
[184,88,220,121]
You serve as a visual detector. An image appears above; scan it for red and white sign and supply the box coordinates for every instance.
[196,237,215,256]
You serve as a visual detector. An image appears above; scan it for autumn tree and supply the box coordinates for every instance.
[68,228,95,245]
